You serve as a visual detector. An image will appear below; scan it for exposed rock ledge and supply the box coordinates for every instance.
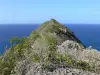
[57,40,100,74]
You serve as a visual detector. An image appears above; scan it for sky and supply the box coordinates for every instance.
[0,0,100,24]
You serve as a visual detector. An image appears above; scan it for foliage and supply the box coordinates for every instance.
[10,36,29,50]
[46,35,57,63]
[43,49,91,72]
[10,36,27,45]
[0,52,2,56]
[54,53,75,65]
[30,31,40,40]
[46,24,61,33]
[0,36,30,75]
[0,28,92,74]
[76,61,91,71]
[0,55,15,75]
[33,55,40,62]
[10,36,20,44]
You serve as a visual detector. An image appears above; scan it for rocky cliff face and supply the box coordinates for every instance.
[0,19,100,75]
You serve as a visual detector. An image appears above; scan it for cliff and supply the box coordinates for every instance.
[0,19,100,75]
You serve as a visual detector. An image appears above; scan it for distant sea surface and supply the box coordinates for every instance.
[0,24,100,53]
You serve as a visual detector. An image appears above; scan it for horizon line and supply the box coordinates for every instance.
[0,23,100,25]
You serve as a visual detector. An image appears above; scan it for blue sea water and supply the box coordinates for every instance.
[0,24,100,53]
[67,24,100,50]
[0,24,39,54]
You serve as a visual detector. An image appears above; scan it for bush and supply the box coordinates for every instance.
[54,53,76,66]
[0,36,29,75]
[31,31,40,40]
[77,61,91,71]
[33,55,40,62]
[42,51,91,72]
[0,57,15,75]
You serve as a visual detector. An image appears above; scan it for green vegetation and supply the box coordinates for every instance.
[28,30,41,45]
[54,53,75,65]
[0,34,92,75]
[33,55,40,62]
[0,56,15,75]
[77,61,91,71]
[10,36,30,59]
[46,24,61,33]
[46,35,57,62]
[42,35,91,72]
[10,36,27,46]
[0,36,30,75]
[30,31,41,40]
[0,19,94,74]
[43,51,91,72]
[10,36,20,44]
[0,52,2,56]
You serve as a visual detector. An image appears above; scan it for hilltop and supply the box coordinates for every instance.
[0,19,100,75]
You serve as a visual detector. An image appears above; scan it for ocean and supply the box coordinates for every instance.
[0,24,100,53]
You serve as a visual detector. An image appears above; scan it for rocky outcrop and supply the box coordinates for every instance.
[12,62,99,75]
[57,40,100,73]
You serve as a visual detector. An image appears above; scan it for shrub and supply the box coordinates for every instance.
[77,61,91,71]
[54,53,76,66]
[31,31,40,40]
[0,57,15,75]
[46,24,61,33]
[43,51,91,72]
[33,55,40,62]
[10,36,20,45]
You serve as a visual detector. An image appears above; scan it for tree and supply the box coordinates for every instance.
[10,36,20,45]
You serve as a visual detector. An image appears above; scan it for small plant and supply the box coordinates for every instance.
[31,31,40,40]
[0,52,2,56]
[0,57,15,75]
[54,53,76,66]
[46,24,61,33]
[77,61,91,71]
[33,55,40,62]
[10,36,20,45]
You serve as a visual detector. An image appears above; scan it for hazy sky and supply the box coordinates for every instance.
[0,0,100,24]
